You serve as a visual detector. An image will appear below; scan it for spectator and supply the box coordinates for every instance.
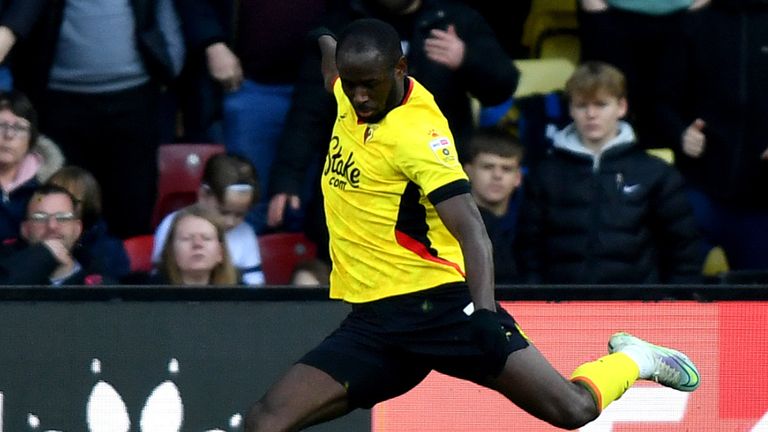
[289,259,331,287]
[152,153,265,285]
[47,166,130,281]
[463,127,524,284]
[155,204,238,286]
[0,0,34,90]
[655,0,768,272]
[0,184,108,285]
[173,1,328,232]
[517,62,703,284]
[10,0,185,238]
[266,0,519,257]
[0,90,64,242]
[578,0,710,147]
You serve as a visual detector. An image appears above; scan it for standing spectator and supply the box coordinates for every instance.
[463,127,524,284]
[0,0,37,89]
[151,153,264,285]
[578,0,710,147]
[267,0,519,258]
[47,166,130,281]
[172,0,328,231]
[517,62,703,284]
[154,204,239,286]
[10,0,185,238]
[0,184,109,285]
[655,0,768,272]
[0,90,64,242]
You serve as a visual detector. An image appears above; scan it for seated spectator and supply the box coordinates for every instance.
[517,62,704,284]
[47,166,130,281]
[0,90,64,241]
[152,153,264,285]
[0,184,109,285]
[463,127,524,284]
[154,205,238,286]
[289,259,330,287]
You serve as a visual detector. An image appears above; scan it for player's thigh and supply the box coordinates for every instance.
[486,343,597,427]
[248,363,350,431]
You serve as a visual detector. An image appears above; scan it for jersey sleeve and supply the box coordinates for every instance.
[395,120,468,196]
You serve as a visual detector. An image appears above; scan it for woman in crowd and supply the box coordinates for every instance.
[152,153,264,285]
[0,90,64,241]
[156,204,238,285]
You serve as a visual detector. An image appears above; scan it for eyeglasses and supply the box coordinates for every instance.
[27,212,77,224]
[0,121,31,138]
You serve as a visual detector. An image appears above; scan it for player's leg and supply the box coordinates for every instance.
[486,343,604,429]
[485,330,701,430]
[245,363,350,432]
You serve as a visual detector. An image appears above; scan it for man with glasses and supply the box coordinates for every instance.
[0,183,107,285]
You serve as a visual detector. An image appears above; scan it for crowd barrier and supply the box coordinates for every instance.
[0,285,766,432]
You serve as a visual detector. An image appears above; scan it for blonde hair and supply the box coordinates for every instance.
[159,204,239,285]
[565,61,627,101]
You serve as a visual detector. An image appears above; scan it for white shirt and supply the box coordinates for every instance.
[152,211,265,285]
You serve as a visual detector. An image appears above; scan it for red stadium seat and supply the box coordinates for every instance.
[258,232,318,285]
[123,234,155,273]
[152,143,226,228]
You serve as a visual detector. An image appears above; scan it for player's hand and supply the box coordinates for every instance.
[42,239,74,267]
[682,118,706,158]
[0,26,16,64]
[761,147,768,160]
[424,25,465,70]
[206,42,243,92]
[267,193,301,228]
[470,308,510,365]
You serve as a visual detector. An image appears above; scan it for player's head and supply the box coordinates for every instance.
[565,61,628,150]
[336,18,407,123]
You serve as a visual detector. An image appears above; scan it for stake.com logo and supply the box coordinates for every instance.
[0,358,242,432]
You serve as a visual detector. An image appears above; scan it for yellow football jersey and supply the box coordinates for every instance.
[322,77,470,303]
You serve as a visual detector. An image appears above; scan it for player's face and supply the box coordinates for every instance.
[338,50,405,123]
[465,153,521,208]
[172,215,224,280]
[569,91,627,151]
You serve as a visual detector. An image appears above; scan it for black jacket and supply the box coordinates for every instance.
[10,0,180,104]
[517,123,704,284]
[655,0,768,208]
[0,239,111,286]
[269,0,519,197]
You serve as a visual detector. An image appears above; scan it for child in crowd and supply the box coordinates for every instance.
[156,204,239,285]
[47,166,130,281]
[152,153,264,285]
[517,61,703,284]
[463,127,524,284]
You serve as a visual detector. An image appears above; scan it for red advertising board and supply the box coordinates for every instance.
[373,301,768,431]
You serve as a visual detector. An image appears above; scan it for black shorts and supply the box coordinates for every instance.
[299,283,529,409]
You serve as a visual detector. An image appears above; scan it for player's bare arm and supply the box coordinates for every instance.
[434,193,496,312]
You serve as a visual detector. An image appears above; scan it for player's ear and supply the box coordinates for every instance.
[395,56,407,77]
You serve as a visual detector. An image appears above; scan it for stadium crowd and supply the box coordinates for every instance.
[0,0,765,286]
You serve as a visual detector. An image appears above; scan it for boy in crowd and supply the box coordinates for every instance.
[464,127,524,284]
[517,61,703,284]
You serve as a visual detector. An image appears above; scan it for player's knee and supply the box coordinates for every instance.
[245,400,286,432]
[546,394,598,430]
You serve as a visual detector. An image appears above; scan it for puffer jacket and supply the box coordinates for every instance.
[0,135,65,241]
[517,122,703,284]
